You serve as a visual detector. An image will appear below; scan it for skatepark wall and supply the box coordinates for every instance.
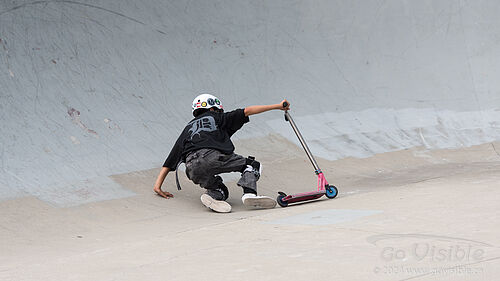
[1,0,500,206]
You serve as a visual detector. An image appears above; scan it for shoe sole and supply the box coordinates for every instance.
[201,194,231,213]
[243,196,277,209]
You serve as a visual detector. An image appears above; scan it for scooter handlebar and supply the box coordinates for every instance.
[283,101,290,121]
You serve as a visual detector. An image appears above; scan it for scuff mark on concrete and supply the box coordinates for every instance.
[0,1,168,36]
[67,108,98,137]
[104,118,123,133]
[0,37,14,77]
[70,136,81,144]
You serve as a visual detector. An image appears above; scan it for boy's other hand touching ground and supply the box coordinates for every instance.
[154,187,174,199]
[153,167,174,199]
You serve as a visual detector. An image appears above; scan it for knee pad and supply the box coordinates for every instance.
[245,156,261,171]
[242,156,262,179]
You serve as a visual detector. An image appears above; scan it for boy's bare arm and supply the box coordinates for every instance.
[244,99,290,116]
[154,167,174,199]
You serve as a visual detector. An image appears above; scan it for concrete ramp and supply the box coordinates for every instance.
[2,0,500,206]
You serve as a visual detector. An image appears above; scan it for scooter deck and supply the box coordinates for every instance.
[283,190,325,204]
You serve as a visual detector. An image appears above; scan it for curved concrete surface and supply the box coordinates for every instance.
[1,1,499,280]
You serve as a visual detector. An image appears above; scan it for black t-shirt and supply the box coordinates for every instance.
[163,108,249,170]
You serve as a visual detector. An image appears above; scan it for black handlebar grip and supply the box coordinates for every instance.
[283,101,288,108]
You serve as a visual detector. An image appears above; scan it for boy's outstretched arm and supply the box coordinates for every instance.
[244,99,290,116]
[154,167,174,199]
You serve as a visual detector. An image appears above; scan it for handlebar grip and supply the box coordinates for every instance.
[283,101,288,108]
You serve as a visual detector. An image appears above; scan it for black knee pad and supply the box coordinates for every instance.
[244,156,260,171]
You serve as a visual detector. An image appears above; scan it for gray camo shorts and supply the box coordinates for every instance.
[185,148,258,193]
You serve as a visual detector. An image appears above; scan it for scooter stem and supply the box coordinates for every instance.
[284,110,321,173]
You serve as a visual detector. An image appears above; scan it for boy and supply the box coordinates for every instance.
[153,93,290,213]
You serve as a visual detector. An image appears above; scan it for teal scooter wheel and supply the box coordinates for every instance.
[325,185,338,199]
[277,192,289,207]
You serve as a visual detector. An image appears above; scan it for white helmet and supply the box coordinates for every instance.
[192,93,223,115]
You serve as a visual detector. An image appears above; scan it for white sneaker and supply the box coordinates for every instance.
[201,194,232,213]
[242,193,276,209]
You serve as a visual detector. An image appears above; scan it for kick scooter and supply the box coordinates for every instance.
[277,102,338,207]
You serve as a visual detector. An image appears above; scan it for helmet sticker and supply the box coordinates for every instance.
[207,98,215,106]
[215,99,220,105]
[201,101,207,107]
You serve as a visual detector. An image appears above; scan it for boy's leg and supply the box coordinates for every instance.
[185,149,231,212]
[186,149,275,210]
[216,153,276,209]
[209,153,256,193]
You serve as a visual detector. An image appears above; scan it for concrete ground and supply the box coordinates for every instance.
[1,139,499,281]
